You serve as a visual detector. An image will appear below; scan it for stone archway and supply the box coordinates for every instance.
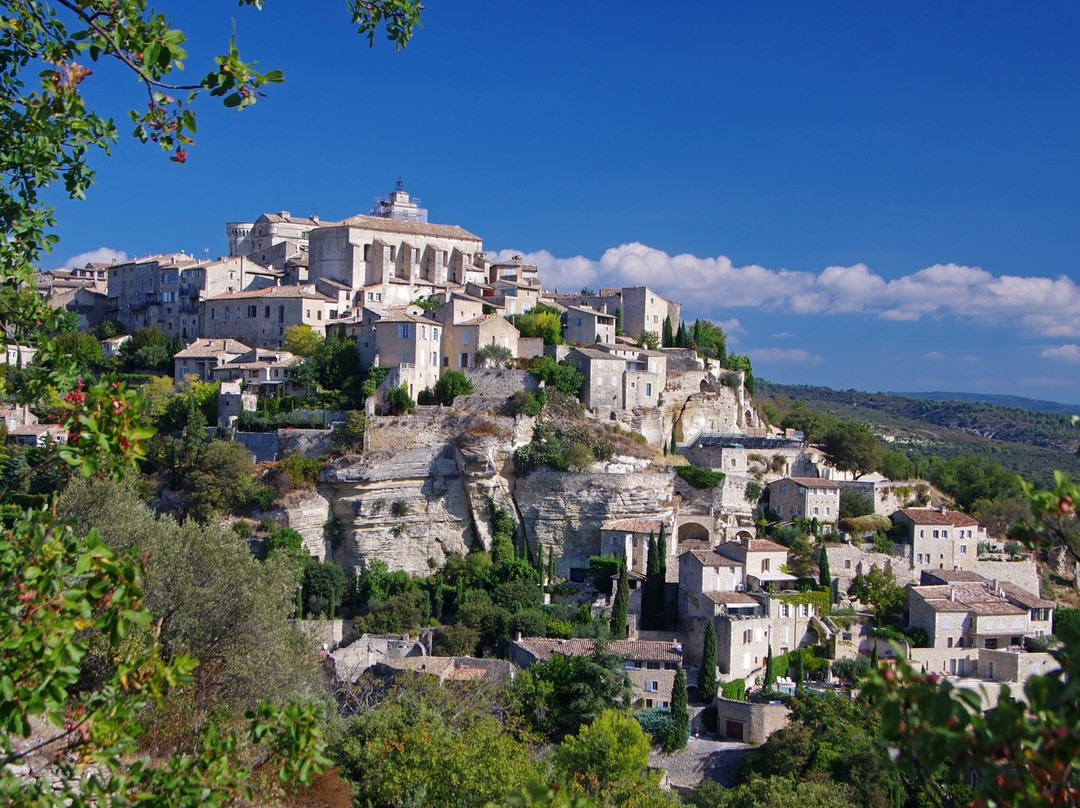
[678,518,713,544]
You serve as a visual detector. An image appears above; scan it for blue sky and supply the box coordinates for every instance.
[49,2,1080,405]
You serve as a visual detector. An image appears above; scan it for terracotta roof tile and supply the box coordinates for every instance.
[896,508,980,527]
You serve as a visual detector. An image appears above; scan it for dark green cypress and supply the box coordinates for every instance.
[611,561,629,640]
[665,666,689,751]
[698,620,718,699]
[818,546,832,592]
[615,307,623,336]
[662,315,674,348]
[547,546,555,581]
[762,645,775,692]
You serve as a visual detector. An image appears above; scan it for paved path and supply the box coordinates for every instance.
[649,736,754,790]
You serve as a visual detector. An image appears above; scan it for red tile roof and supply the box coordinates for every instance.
[896,508,979,527]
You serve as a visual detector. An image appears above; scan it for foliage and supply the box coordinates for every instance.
[930,453,1024,510]
[477,342,515,368]
[839,513,893,536]
[610,562,629,640]
[333,409,366,451]
[510,389,546,417]
[527,355,585,397]
[515,305,564,345]
[634,707,673,746]
[435,369,475,404]
[745,480,763,503]
[663,667,689,751]
[302,557,348,618]
[830,654,871,684]
[676,464,725,489]
[879,448,916,481]
[282,324,323,356]
[820,422,884,479]
[818,545,832,591]
[637,330,659,350]
[689,318,727,363]
[698,620,719,699]
[511,648,631,741]
[589,555,621,596]
[333,677,540,808]
[724,352,754,395]
[554,709,654,796]
[184,439,258,522]
[848,566,904,625]
[689,774,854,808]
[279,451,321,488]
[719,678,746,701]
[773,590,832,618]
[387,383,415,415]
[54,329,104,373]
[839,490,875,520]
[265,526,304,556]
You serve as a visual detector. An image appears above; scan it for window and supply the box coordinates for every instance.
[762,558,770,572]
[645,680,658,692]
[460,352,470,368]
[431,351,438,366]
[433,328,440,341]
[646,382,652,396]
[364,244,371,261]
[397,324,412,339]
[947,637,954,648]
[247,305,257,317]
[210,308,216,320]
[645,699,653,708]
[317,311,322,320]
[960,545,967,555]
[801,604,810,617]
[420,325,427,339]
[743,629,752,644]
[224,307,231,319]
[781,604,790,617]
[812,506,820,515]
[265,305,270,318]
[278,305,285,323]
[400,353,409,363]
[844,559,851,569]
[462,331,470,345]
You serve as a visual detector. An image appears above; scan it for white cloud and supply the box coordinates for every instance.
[54,247,128,270]
[492,243,1080,337]
[923,351,945,360]
[747,348,822,364]
[1040,344,1080,362]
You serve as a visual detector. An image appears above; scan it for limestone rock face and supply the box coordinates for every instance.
[283,489,333,561]
[514,468,674,577]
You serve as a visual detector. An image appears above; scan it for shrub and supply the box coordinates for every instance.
[249,485,278,511]
[745,481,763,503]
[265,526,304,556]
[390,500,409,518]
[719,679,746,701]
[387,384,415,415]
[565,442,595,472]
[279,453,320,488]
[634,708,673,746]
[434,370,473,405]
[588,555,621,596]
[831,654,871,683]
[509,390,544,417]
[676,464,724,489]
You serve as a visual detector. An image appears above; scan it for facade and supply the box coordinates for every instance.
[210,348,301,393]
[599,516,676,576]
[563,305,616,346]
[566,348,633,413]
[226,211,321,261]
[370,309,443,397]
[173,338,251,383]
[768,477,841,524]
[201,285,338,349]
[441,314,519,370]
[892,507,986,573]
[9,424,67,446]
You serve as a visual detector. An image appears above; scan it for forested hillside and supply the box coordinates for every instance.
[757,381,1080,486]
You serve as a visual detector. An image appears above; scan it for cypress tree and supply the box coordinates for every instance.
[662,315,674,348]
[665,666,689,751]
[818,546,832,593]
[870,641,878,667]
[656,525,668,628]
[547,546,555,581]
[698,620,718,699]
[615,306,623,336]
[762,645,775,692]
[535,543,544,576]
[644,533,659,629]
[670,431,677,455]
[611,561,629,640]
[794,649,804,692]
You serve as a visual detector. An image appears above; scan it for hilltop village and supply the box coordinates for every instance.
[20,184,1068,793]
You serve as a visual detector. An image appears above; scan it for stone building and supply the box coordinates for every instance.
[549,286,680,345]
[768,476,841,524]
[891,507,986,574]
[599,515,676,576]
[563,305,616,346]
[566,347,629,413]
[440,314,520,370]
[210,348,301,394]
[173,338,251,383]
[201,285,339,349]
[307,185,485,308]
[368,308,443,398]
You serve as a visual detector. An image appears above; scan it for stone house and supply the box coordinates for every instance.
[891,507,986,574]
[768,476,841,524]
[226,210,321,261]
[9,423,67,446]
[369,308,443,398]
[202,285,339,349]
[173,338,251,383]
[594,343,666,410]
[563,305,616,347]
[508,637,687,708]
[210,348,301,394]
[550,286,680,345]
[0,404,36,431]
[906,572,1054,681]
[441,313,520,370]
[566,347,632,413]
[599,515,676,576]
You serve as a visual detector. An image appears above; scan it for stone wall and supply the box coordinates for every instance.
[283,488,333,561]
[713,697,790,745]
[295,618,349,649]
[462,368,540,399]
[280,428,336,458]
[975,559,1041,595]
[234,431,278,462]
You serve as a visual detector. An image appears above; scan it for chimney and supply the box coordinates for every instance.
[950,587,955,602]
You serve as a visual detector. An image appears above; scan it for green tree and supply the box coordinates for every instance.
[839,489,875,519]
[334,409,366,451]
[54,329,103,373]
[848,566,904,626]
[302,557,348,618]
[516,305,564,345]
[637,330,660,350]
[820,422,884,479]
[283,323,323,356]
[615,307,623,336]
[698,620,719,700]
[433,369,475,404]
[690,774,854,808]
[762,645,776,691]
[879,449,916,481]
[662,315,674,348]
[477,342,514,368]
[527,355,585,397]
[265,526,304,556]
[818,546,832,593]
[387,382,415,414]
[930,454,1024,510]
[664,666,689,751]
[611,562,629,640]
[554,709,654,796]
[185,439,257,521]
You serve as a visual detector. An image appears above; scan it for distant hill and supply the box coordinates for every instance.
[897,391,1080,415]
[756,381,1080,486]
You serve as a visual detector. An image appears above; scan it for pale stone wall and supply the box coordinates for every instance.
[975,559,1041,595]
[713,698,790,745]
[462,368,540,399]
